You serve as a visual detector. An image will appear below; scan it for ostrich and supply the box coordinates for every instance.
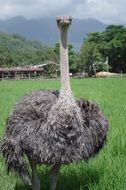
[1,16,108,190]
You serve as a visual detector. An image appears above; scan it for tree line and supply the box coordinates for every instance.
[80,25,126,75]
[0,24,126,75]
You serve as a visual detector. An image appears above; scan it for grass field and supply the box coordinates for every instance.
[0,78,126,190]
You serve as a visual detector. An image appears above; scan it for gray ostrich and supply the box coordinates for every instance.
[1,16,108,190]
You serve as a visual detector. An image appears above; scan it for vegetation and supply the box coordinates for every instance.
[80,25,126,75]
[0,78,126,190]
[0,24,126,76]
[0,32,58,68]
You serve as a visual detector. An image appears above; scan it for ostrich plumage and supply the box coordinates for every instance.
[1,16,108,190]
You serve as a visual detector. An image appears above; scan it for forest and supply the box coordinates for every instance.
[0,24,126,75]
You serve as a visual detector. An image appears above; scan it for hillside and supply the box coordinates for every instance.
[0,16,106,49]
[0,32,57,67]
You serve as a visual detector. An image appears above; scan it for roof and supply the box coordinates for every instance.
[0,68,44,72]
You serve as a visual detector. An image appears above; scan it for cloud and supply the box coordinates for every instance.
[0,0,71,19]
[71,0,126,24]
[0,0,126,24]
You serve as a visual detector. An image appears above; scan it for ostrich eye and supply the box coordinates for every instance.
[69,17,72,22]
[56,18,61,23]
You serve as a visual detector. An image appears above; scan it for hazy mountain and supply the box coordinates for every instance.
[0,16,106,49]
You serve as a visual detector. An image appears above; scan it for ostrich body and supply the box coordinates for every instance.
[1,17,108,190]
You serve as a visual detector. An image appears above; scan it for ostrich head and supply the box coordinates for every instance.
[56,16,72,29]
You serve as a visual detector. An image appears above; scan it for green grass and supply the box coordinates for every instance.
[0,78,126,190]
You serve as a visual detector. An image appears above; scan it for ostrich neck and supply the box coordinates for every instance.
[59,27,71,97]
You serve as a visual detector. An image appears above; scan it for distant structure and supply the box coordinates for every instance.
[0,60,59,79]
[32,60,59,68]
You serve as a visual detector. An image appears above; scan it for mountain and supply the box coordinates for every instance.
[0,16,106,49]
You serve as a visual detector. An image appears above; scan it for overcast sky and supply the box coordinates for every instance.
[0,0,126,24]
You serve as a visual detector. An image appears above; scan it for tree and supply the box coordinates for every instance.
[80,33,104,76]
[0,46,13,67]
[100,25,126,72]
[80,25,126,74]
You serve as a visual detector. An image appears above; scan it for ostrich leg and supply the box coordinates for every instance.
[49,164,61,190]
[31,163,40,190]
[28,156,40,190]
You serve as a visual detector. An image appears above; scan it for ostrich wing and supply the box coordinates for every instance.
[1,89,59,184]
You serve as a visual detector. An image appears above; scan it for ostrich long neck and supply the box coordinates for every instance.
[59,27,71,97]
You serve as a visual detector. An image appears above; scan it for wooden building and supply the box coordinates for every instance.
[0,61,59,80]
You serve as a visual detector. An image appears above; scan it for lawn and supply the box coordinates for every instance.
[0,78,126,190]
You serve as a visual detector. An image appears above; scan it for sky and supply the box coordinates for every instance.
[0,0,126,24]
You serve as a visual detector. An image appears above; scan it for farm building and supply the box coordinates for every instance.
[0,61,59,80]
